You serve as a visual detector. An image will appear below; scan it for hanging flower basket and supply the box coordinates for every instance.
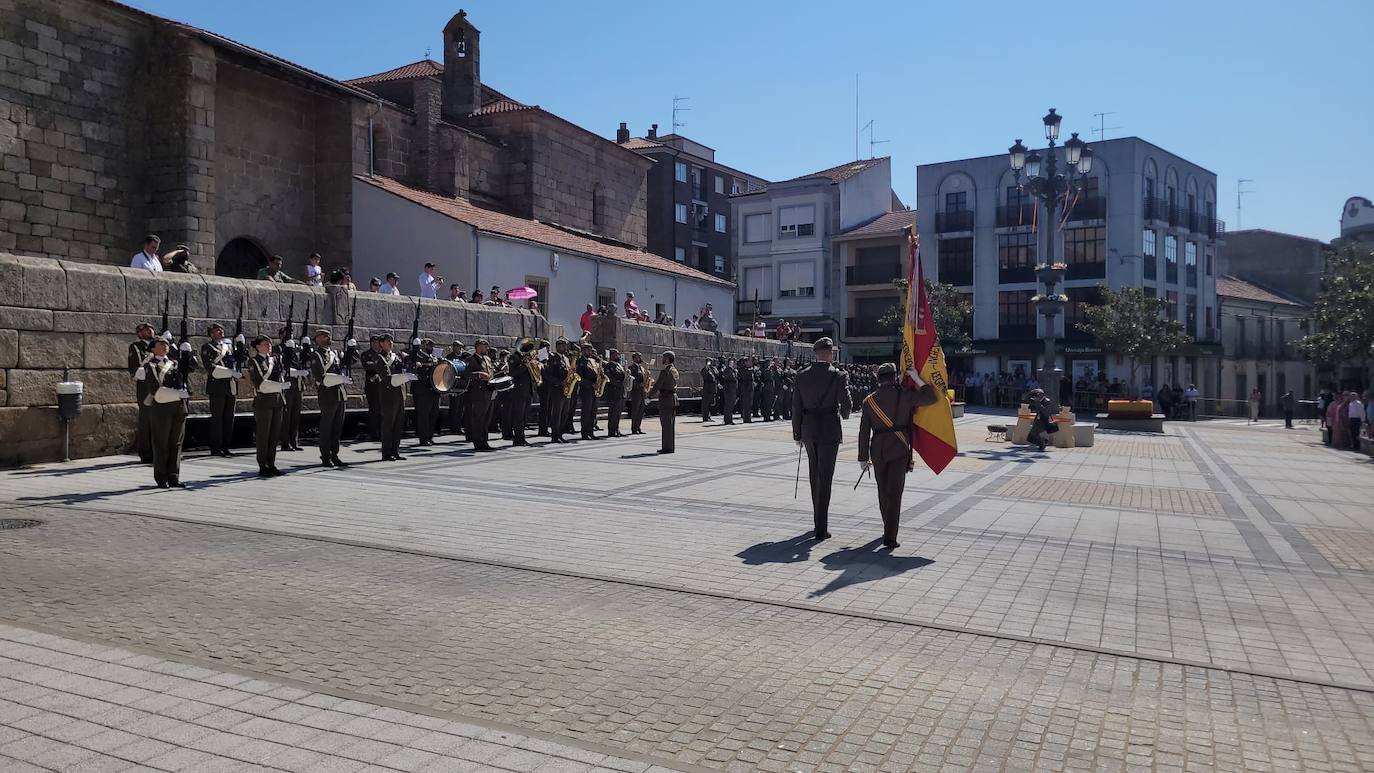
[1035,264,1067,286]
[1032,294,1067,316]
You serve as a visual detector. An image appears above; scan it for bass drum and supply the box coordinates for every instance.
[431,358,467,392]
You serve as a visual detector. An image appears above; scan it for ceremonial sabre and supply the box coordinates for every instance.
[793,443,802,499]
[853,465,871,490]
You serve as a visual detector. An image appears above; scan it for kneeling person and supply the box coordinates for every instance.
[856,362,937,549]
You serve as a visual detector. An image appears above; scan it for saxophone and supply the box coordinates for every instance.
[643,362,655,394]
[526,355,543,388]
[563,353,579,399]
[594,358,608,398]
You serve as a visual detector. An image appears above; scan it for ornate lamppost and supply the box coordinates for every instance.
[1008,108,1094,413]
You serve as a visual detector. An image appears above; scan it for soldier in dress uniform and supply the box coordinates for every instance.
[576,343,600,440]
[465,338,496,451]
[275,324,305,453]
[759,359,778,421]
[310,329,350,468]
[409,338,442,446]
[246,335,287,477]
[656,351,679,454]
[200,323,243,458]
[360,334,384,442]
[494,349,512,440]
[137,337,194,487]
[792,338,851,541]
[719,358,738,425]
[127,322,158,462]
[778,359,796,421]
[376,333,408,460]
[508,340,539,447]
[700,358,717,422]
[603,349,627,437]
[628,352,648,435]
[737,356,755,423]
[445,340,467,436]
[857,362,938,548]
[535,339,552,438]
[544,338,571,443]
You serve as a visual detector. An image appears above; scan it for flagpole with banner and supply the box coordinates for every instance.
[899,226,958,474]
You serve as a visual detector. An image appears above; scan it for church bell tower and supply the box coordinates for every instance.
[441,10,480,123]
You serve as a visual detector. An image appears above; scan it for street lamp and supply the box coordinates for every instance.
[1008,108,1094,414]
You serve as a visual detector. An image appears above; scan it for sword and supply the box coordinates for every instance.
[793,442,802,499]
[853,464,871,490]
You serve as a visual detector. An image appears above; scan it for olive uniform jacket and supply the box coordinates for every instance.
[857,382,937,465]
[791,362,851,444]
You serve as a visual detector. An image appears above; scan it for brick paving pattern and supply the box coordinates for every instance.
[1301,527,1374,572]
[993,476,1225,516]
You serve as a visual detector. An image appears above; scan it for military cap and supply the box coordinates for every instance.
[579,341,594,349]
[206,322,224,334]
[135,322,153,333]
[420,337,434,345]
[250,335,272,347]
[812,337,834,351]
[554,337,568,344]
[877,363,898,377]
[150,337,170,349]
[368,334,381,342]
[630,351,642,358]
[377,333,393,342]
[608,348,620,355]
[314,328,332,339]
[474,338,489,347]
[450,339,465,347]
[539,338,551,348]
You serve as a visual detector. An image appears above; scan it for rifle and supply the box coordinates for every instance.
[342,293,358,375]
[407,299,422,366]
[232,295,247,366]
[299,297,311,348]
[160,290,171,340]
[177,293,193,397]
[281,295,295,371]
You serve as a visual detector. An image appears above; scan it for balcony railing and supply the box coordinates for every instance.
[846,317,896,338]
[996,204,1034,228]
[736,298,772,317]
[845,263,901,286]
[1065,195,1106,221]
[1203,216,1226,239]
[935,209,975,233]
[1144,196,1168,222]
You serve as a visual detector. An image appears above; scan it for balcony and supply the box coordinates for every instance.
[845,263,901,286]
[1144,196,1168,222]
[1202,216,1226,239]
[736,298,772,317]
[846,317,896,338]
[996,204,1034,228]
[1065,195,1106,221]
[935,209,975,233]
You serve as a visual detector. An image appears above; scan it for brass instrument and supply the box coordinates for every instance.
[516,337,543,387]
[594,358,608,398]
[563,357,579,399]
[643,360,655,394]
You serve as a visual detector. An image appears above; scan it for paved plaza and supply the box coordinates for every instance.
[1,411,1373,771]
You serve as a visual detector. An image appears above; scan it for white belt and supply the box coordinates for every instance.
[153,386,186,404]
[390,373,419,387]
[257,380,289,394]
[211,365,234,379]
[322,373,351,388]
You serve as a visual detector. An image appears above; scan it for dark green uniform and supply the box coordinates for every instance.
[700,362,717,422]
[275,340,305,452]
[127,336,156,462]
[544,352,570,443]
[603,358,627,437]
[377,351,407,459]
[140,355,192,486]
[409,346,441,445]
[200,336,242,456]
[760,363,777,421]
[792,360,851,538]
[508,355,537,446]
[657,364,679,453]
[738,363,755,423]
[360,347,383,442]
[628,360,646,434]
[857,381,936,546]
[246,353,286,475]
[465,352,496,450]
[576,354,599,440]
[719,364,738,425]
[310,345,348,466]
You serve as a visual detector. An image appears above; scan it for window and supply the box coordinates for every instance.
[1143,229,1157,280]
[745,213,771,242]
[674,203,688,224]
[1276,320,1285,355]
[1063,226,1105,279]
[1164,235,1178,283]
[694,244,709,270]
[1235,373,1246,401]
[692,203,709,228]
[1185,241,1198,287]
[1187,193,1197,218]
[743,266,769,297]
[655,303,666,319]
[1186,295,1197,334]
[597,287,615,311]
[1205,307,1213,337]
[998,232,1035,283]
[998,290,1035,338]
[1258,317,1268,357]
[714,175,724,195]
[938,237,974,286]
[525,276,550,315]
[714,255,726,274]
[1145,177,1155,200]
[945,191,968,212]
[691,166,705,199]
[1165,290,1178,320]
[731,178,747,195]
[1065,286,1102,340]
[592,184,604,229]
[778,205,815,239]
[1205,249,1213,276]
[673,247,685,263]
[1006,185,1029,211]
[778,261,816,297]
[1236,316,1247,357]
[674,162,687,183]
[715,213,727,233]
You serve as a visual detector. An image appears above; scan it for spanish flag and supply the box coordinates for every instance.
[900,230,958,474]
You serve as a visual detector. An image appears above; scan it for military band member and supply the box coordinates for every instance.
[275,325,305,452]
[778,359,796,421]
[544,339,571,443]
[360,334,384,442]
[494,349,512,440]
[409,338,442,446]
[375,334,408,460]
[136,337,193,487]
[446,339,467,435]
[700,359,717,422]
[628,352,647,435]
[603,349,627,437]
[127,322,158,462]
[760,359,777,421]
[857,363,938,548]
[656,351,679,454]
[576,343,600,441]
[738,356,755,423]
[719,358,738,426]
[246,335,287,477]
[508,340,538,447]
[200,323,243,457]
[466,339,496,451]
[792,338,851,541]
[310,329,350,468]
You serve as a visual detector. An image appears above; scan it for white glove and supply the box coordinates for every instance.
[795,440,803,449]
[234,333,246,344]
[860,460,871,473]
[178,342,191,352]
[162,331,173,341]
[345,338,357,349]
[412,338,421,346]
[907,369,925,387]
[285,339,297,349]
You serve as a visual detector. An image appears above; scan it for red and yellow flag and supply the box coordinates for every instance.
[899,232,958,474]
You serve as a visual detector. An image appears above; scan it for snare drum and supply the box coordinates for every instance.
[487,375,514,392]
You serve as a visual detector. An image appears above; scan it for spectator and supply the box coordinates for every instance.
[130,235,165,272]
[489,286,502,303]
[699,308,719,332]
[368,276,382,292]
[417,263,443,299]
[1248,387,1262,423]
[528,300,542,316]
[752,320,767,338]
[1348,391,1365,450]
[165,246,198,274]
[580,304,595,334]
[1184,384,1200,420]
[624,292,639,318]
[1280,389,1296,429]
[1318,387,1335,429]
[449,284,465,302]
[257,255,300,283]
[378,272,401,295]
[338,270,356,291]
[304,253,324,286]
[328,269,346,286]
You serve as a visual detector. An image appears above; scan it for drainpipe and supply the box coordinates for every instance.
[367,116,375,176]
[472,230,480,295]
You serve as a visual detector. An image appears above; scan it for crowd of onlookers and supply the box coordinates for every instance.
[1318,388,1371,452]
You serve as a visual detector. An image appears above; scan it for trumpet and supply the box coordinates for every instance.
[516,337,543,387]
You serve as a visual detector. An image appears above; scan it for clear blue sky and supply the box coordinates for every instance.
[127,0,1370,241]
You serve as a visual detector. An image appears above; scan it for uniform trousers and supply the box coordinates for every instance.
[205,389,235,453]
[803,440,839,536]
[148,400,187,484]
[873,457,908,541]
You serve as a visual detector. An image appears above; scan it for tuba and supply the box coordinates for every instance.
[516,337,543,388]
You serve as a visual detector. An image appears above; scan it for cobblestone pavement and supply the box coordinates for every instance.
[3,411,1372,689]
[0,624,680,773]
[2,511,1372,773]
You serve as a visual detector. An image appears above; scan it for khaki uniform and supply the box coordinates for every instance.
[246,353,286,472]
[544,352,570,443]
[628,361,647,433]
[792,362,852,537]
[377,352,407,458]
[310,346,348,463]
[139,356,190,485]
[127,338,155,462]
[857,382,936,543]
[603,359,627,437]
[658,364,679,453]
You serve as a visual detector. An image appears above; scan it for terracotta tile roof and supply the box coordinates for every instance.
[343,59,444,85]
[357,175,733,287]
[1216,275,1304,306]
[730,157,888,197]
[619,137,664,151]
[837,210,916,239]
[472,98,536,116]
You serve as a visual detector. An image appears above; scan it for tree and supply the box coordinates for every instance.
[1078,286,1191,398]
[1297,243,1374,381]
[877,279,974,353]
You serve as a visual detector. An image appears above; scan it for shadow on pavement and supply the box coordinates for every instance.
[12,459,147,477]
[735,533,816,565]
[809,540,934,597]
[961,447,1044,463]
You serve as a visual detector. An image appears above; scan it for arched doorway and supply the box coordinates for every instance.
[216,237,269,279]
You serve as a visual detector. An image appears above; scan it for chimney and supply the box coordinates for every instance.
[647,123,658,140]
[616,122,630,144]
[441,10,481,123]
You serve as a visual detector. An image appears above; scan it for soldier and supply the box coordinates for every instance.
[657,351,679,454]
[137,337,194,487]
[603,349,627,437]
[759,359,777,421]
[409,338,442,446]
[778,358,796,421]
[792,338,851,541]
[738,356,755,423]
[376,333,408,461]
[445,340,467,436]
[857,362,938,548]
[576,343,600,440]
[310,329,350,468]
[508,341,539,447]
[628,351,647,435]
[719,358,738,425]
[200,323,242,458]
[127,322,158,462]
[544,338,571,443]
[535,340,552,438]
[275,324,305,453]
[700,358,717,422]
[359,334,384,443]
[245,335,287,478]
[465,338,496,451]
[494,349,512,440]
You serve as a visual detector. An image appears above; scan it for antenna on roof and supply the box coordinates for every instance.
[854,73,859,160]
[424,46,432,59]
[1236,177,1254,229]
[861,120,889,159]
[672,96,690,133]
[1091,112,1122,141]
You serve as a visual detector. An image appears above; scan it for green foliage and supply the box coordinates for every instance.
[877,278,973,352]
[1297,243,1374,370]
[1078,286,1191,395]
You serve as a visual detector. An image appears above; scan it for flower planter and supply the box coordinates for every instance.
[1106,400,1153,418]
[1035,298,1065,317]
[1035,266,1066,287]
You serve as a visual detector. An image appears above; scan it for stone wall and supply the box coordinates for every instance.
[591,316,794,392]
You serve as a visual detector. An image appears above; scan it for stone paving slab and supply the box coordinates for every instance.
[2,511,1372,773]
[0,623,684,773]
